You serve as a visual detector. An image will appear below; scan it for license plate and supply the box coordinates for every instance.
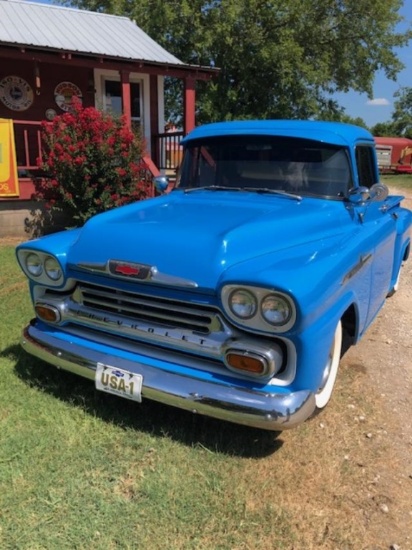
[95,363,143,402]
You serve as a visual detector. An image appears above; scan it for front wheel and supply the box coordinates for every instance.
[315,320,343,409]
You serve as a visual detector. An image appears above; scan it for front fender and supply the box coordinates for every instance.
[291,290,361,393]
[16,228,82,271]
[219,231,370,337]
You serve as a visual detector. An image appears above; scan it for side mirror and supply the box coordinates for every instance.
[369,183,389,202]
[347,186,370,204]
[153,176,169,194]
[347,183,389,205]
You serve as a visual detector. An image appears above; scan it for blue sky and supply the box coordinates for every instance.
[28,0,412,128]
[332,1,411,128]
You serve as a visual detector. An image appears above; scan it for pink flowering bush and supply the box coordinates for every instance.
[34,99,151,226]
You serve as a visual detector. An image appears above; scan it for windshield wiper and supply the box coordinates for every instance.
[183,186,243,193]
[181,185,302,200]
[243,187,302,201]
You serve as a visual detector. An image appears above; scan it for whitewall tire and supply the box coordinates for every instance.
[315,320,343,409]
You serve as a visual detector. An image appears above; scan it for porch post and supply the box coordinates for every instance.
[120,70,131,128]
[149,75,160,167]
[184,76,196,135]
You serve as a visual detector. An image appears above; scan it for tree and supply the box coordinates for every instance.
[370,87,412,137]
[391,87,412,138]
[370,121,397,137]
[319,105,369,128]
[66,0,411,123]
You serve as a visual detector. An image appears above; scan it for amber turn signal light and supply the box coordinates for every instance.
[226,352,266,375]
[35,304,61,323]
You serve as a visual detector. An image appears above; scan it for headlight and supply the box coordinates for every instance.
[18,249,66,287]
[221,284,296,333]
[44,256,62,281]
[26,253,43,277]
[261,294,292,326]
[229,289,257,319]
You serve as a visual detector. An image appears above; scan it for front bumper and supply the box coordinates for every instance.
[21,322,316,431]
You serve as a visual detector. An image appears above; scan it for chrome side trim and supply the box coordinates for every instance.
[21,323,316,431]
[342,253,372,284]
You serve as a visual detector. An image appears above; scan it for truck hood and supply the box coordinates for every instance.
[68,191,345,289]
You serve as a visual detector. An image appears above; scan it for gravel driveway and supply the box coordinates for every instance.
[340,187,412,548]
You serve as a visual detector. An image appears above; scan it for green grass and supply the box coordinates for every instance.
[381,173,412,191]
[0,243,299,549]
[0,241,405,549]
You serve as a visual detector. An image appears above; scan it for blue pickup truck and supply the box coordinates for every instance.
[17,120,411,430]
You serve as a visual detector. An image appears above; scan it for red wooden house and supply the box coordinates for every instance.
[0,0,217,235]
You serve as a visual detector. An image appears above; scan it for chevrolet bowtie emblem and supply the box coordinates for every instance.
[108,260,152,280]
[114,264,140,276]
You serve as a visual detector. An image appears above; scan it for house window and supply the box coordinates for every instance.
[104,79,141,122]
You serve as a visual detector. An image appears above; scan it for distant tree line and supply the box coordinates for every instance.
[370,87,412,138]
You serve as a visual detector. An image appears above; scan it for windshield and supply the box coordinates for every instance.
[176,136,352,199]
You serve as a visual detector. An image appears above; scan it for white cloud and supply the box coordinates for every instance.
[366,98,390,106]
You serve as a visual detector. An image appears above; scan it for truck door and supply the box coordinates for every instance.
[354,145,397,326]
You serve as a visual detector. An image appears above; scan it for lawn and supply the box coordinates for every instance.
[0,239,407,549]
[381,173,412,191]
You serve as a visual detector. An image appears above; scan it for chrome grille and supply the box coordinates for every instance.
[73,282,218,335]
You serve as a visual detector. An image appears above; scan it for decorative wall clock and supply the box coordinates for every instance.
[54,82,83,111]
[0,76,34,111]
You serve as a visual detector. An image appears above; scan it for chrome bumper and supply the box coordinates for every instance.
[21,322,316,431]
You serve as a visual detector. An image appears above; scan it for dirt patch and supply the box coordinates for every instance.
[0,236,24,247]
[253,186,412,550]
[340,187,412,548]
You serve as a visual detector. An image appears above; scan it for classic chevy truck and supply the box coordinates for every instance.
[17,120,411,430]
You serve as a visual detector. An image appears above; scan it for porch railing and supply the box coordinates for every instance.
[153,131,184,172]
[13,120,42,175]
[12,120,183,178]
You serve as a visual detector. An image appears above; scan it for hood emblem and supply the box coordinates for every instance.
[114,264,140,276]
[76,260,198,288]
[109,260,152,280]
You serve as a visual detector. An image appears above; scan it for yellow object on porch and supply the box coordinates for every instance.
[0,118,19,197]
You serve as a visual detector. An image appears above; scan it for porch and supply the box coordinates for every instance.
[0,0,218,236]
[11,120,185,200]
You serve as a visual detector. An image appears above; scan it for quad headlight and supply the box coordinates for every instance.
[18,250,64,285]
[228,289,257,319]
[26,253,43,277]
[221,284,296,332]
[261,294,292,326]
[44,256,62,281]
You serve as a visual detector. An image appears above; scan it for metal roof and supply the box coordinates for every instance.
[0,0,184,66]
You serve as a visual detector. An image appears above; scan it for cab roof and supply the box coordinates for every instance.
[182,120,374,148]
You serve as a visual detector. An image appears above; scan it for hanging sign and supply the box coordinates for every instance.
[0,76,34,112]
[54,82,83,112]
[0,119,19,197]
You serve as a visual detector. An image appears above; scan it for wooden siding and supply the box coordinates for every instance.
[0,58,94,123]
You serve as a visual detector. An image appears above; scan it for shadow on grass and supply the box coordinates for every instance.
[3,344,284,458]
